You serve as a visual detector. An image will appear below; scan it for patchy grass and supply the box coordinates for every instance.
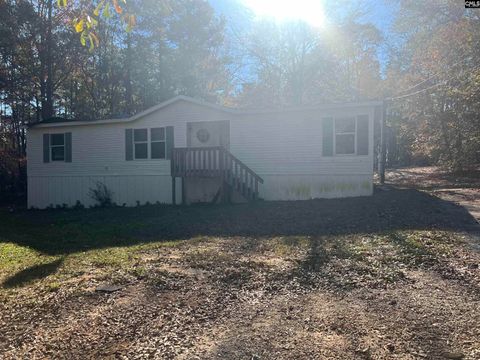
[0,223,184,292]
[272,236,310,256]
[0,187,479,359]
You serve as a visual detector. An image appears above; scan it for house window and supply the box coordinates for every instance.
[133,129,148,159]
[50,133,65,161]
[150,127,166,159]
[335,117,356,155]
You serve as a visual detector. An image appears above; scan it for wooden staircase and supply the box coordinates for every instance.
[171,146,264,204]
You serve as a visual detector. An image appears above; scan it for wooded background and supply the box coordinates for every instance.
[1,0,480,203]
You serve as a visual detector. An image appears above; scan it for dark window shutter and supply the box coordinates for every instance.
[166,126,174,160]
[322,117,333,156]
[65,132,72,162]
[43,134,50,163]
[125,129,133,161]
[356,115,369,155]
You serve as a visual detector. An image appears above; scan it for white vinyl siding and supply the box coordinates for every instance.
[229,107,374,176]
[27,100,231,207]
[27,99,376,208]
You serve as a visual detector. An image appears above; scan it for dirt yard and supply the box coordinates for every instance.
[386,166,480,224]
[1,167,479,359]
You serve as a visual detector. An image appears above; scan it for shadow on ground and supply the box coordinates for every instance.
[1,187,478,257]
[2,258,64,288]
[1,187,480,359]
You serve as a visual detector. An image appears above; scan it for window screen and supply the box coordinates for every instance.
[335,118,355,155]
[50,134,65,161]
[133,129,148,159]
[151,127,166,159]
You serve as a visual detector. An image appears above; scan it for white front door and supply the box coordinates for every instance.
[187,120,229,148]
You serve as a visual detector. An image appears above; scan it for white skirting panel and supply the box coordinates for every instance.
[28,175,181,209]
[28,174,372,208]
[258,174,373,201]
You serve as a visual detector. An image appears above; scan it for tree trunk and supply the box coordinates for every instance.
[124,33,133,115]
[41,0,54,120]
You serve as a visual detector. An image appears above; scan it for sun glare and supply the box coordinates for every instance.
[242,0,327,28]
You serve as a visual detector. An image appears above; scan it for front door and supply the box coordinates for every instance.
[187,120,229,148]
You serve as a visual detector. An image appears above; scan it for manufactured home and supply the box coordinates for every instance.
[27,96,382,209]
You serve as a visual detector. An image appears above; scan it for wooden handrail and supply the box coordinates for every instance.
[222,149,264,183]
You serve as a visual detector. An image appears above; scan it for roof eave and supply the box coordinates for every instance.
[29,96,383,129]
[29,95,239,129]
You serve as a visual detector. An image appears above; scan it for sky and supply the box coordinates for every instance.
[209,0,396,35]
[208,0,398,70]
